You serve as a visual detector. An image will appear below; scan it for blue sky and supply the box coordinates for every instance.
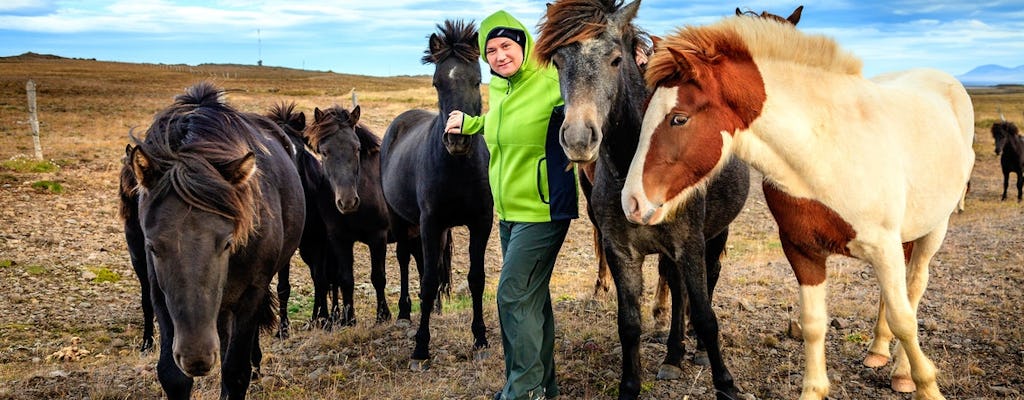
[1,1,1022,79]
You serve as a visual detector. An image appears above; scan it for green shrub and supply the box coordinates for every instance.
[1,157,59,173]
[89,266,121,283]
[31,180,63,193]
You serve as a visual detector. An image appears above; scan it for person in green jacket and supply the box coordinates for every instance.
[444,10,577,400]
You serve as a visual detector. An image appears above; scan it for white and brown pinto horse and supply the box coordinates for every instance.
[621,16,974,400]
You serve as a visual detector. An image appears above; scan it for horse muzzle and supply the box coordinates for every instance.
[443,133,473,156]
[173,333,220,377]
[559,123,600,163]
[336,193,361,214]
[623,192,665,225]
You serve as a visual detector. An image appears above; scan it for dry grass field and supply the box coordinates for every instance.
[0,53,1021,399]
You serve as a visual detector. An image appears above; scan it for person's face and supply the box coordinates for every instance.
[485,37,524,78]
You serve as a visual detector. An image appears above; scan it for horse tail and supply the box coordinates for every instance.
[256,285,279,335]
[118,144,139,223]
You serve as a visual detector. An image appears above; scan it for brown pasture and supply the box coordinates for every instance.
[0,54,1021,399]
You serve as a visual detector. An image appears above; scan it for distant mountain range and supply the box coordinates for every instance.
[956,64,1024,86]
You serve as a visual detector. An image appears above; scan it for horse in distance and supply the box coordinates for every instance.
[622,15,973,400]
[992,119,1023,202]
[536,1,751,398]
[380,19,492,371]
[129,81,304,399]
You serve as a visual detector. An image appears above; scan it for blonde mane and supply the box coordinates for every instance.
[647,16,862,87]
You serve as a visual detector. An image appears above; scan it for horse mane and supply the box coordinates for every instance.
[306,105,381,155]
[647,16,862,87]
[992,120,1020,139]
[266,102,305,140]
[422,20,479,65]
[131,81,264,248]
[535,0,649,65]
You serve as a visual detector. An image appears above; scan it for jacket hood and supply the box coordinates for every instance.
[479,10,537,78]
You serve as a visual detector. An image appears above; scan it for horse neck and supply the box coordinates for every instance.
[1008,132,1024,157]
[600,63,647,179]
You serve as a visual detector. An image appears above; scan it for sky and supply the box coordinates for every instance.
[1,0,1023,79]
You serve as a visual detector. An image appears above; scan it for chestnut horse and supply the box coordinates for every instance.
[622,16,973,400]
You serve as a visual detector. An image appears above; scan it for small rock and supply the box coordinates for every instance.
[830,318,848,330]
[989,385,1020,396]
[81,270,97,280]
[110,338,126,348]
[47,370,69,378]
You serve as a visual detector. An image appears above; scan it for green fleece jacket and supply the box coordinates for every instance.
[461,10,578,223]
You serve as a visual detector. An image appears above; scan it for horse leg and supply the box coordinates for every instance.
[1002,171,1009,201]
[468,219,491,351]
[593,227,614,296]
[410,224,444,370]
[220,318,258,400]
[369,235,391,323]
[275,263,291,338]
[779,237,831,400]
[152,287,193,399]
[605,249,646,400]
[887,225,947,395]
[1015,170,1023,202]
[654,255,686,379]
[336,242,357,326]
[691,229,730,367]
[395,236,414,325]
[679,246,741,399]
[126,221,154,352]
[866,242,913,368]
[650,258,671,342]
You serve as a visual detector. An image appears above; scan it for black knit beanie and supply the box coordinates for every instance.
[486,27,527,52]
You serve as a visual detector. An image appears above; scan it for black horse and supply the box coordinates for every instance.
[381,20,491,371]
[118,145,154,353]
[992,119,1024,202]
[537,1,750,399]
[265,102,334,335]
[305,105,393,325]
[129,81,304,399]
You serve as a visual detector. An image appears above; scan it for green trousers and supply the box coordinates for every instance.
[496,220,570,400]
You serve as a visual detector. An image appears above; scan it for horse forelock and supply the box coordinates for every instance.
[306,106,381,155]
[135,99,264,249]
[267,102,304,139]
[536,0,647,65]
[422,20,479,65]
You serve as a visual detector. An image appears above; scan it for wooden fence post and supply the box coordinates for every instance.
[26,80,43,160]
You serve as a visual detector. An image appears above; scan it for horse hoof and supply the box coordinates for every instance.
[691,350,710,366]
[139,338,154,353]
[409,358,431,371]
[656,363,683,380]
[891,375,916,393]
[863,352,889,368]
[395,319,412,328]
[473,348,490,361]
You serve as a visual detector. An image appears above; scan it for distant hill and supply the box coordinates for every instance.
[957,64,1024,86]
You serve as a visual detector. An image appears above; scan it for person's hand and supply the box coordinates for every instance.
[445,110,464,134]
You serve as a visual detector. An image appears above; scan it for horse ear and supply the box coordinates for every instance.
[221,152,257,186]
[350,106,361,125]
[293,112,306,132]
[313,107,324,122]
[427,33,444,61]
[651,35,662,49]
[131,145,158,189]
[614,0,641,28]
[788,5,804,26]
[735,7,743,16]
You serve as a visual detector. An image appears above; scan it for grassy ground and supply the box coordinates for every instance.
[0,54,1022,399]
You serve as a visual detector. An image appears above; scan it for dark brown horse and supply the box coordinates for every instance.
[992,119,1023,201]
[129,81,304,399]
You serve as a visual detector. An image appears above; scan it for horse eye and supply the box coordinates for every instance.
[611,56,622,67]
[223,239,233,252]
[670,114,689,126]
